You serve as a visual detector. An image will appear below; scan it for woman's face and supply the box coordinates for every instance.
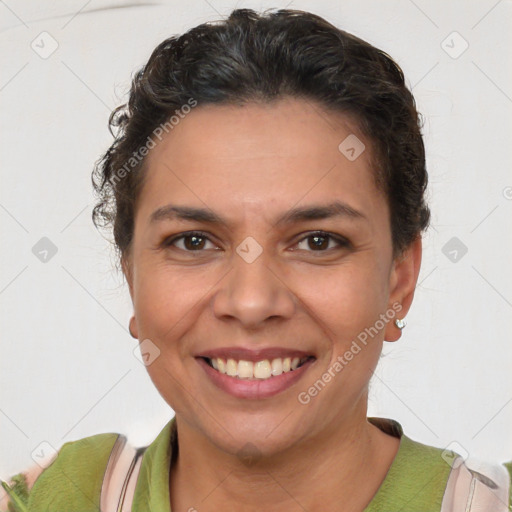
[124,97,420,457]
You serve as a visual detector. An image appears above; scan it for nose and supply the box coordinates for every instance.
[211,249,296,329]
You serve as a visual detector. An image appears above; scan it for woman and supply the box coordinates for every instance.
[2,8,511,512]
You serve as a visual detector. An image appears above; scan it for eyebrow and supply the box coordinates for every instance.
[149,200,366,228]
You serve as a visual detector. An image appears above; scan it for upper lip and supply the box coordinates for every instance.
[196,347,315,362]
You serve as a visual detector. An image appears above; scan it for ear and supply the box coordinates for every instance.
[122,255,139,339]
[121,254,134,303]
[384,237,423,342]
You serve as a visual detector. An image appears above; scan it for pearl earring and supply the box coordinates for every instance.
[395,318,406,330]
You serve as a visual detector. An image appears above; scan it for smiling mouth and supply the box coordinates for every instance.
[200,356,315,380]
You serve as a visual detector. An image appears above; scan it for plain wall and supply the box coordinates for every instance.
[1,0,511,479]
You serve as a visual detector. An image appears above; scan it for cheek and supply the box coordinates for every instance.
[302,264,390,391]
[308,268,388,395]
[132,265,201,411]
[303,261,389,330]
[132,263,196,349]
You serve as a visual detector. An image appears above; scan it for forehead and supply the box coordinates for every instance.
[136,98,385,226]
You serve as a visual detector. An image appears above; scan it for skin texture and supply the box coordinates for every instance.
[124,97,422,511]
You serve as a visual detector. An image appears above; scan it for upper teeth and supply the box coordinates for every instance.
[209,357,307,379]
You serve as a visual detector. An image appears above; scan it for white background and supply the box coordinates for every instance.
[1,0,511,479]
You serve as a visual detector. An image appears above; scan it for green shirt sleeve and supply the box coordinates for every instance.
[1,473,30,512]
[1,432,119,512]
[504,461,512,509]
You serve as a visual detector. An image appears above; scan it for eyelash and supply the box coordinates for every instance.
[162,230,351,254]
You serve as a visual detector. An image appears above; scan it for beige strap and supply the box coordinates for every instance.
[440,456,510,512]
[100,434,145,512]
[118,448,144,512]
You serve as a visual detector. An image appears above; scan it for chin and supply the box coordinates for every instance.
[200,412,309,460]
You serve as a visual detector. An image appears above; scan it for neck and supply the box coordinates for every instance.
[169,405,400,512]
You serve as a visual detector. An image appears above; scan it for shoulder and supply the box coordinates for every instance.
[366,418,512,511]
[1,432,121,512]
[403,438,512,511]
[403,436,512,511]
[442,457,512,512]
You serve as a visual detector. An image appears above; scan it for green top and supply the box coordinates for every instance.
[2,416,511,511]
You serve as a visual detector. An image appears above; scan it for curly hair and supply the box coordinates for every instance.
[91,8,430,268]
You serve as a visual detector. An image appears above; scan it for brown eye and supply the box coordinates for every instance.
[183,234,206,250]
[295,232,350,252]
[164,231,217,251]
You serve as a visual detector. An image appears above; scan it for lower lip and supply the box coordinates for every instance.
[196,357,315,399]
